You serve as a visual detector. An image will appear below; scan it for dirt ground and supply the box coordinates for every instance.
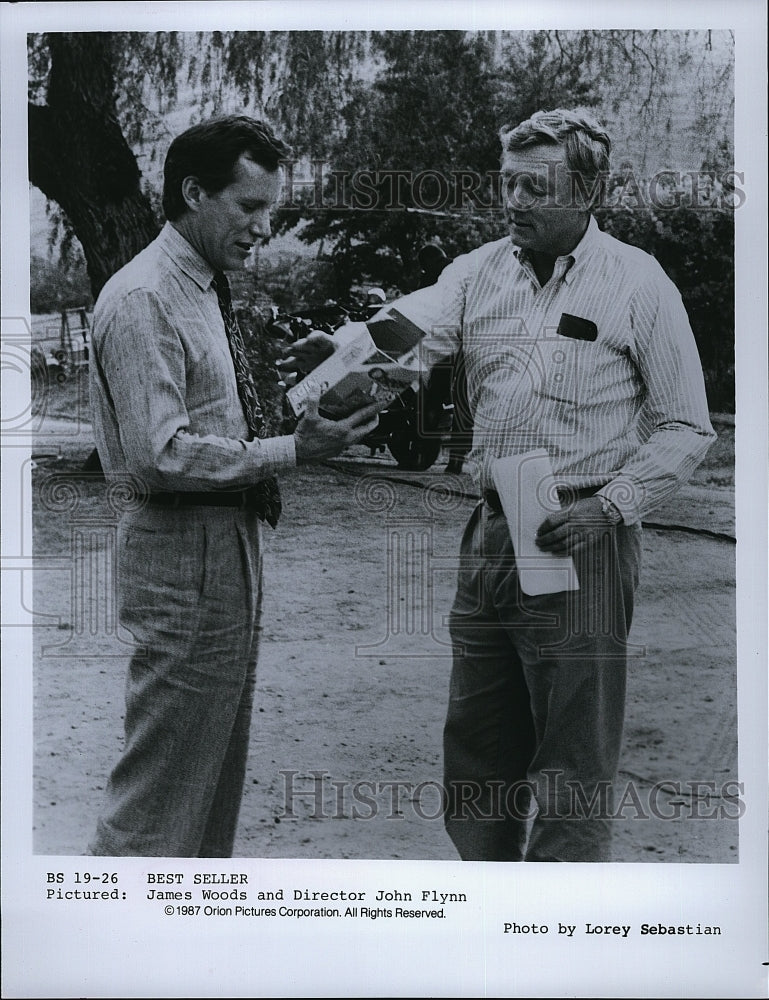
[27,368,738,863]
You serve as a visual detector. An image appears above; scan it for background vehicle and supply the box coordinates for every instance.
[32,307,91,386]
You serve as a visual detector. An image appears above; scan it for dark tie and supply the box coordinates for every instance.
[213,271,281,528]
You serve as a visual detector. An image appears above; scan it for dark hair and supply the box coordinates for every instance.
[162,115,293,221]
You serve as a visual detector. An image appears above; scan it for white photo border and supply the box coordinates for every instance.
[2,2,766,998]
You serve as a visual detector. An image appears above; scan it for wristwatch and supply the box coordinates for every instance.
[599,495,623,525]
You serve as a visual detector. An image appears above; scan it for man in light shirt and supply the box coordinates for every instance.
[295,108,715,862]
[87,116,379,857]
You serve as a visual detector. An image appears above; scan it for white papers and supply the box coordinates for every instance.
[491,449,580,596]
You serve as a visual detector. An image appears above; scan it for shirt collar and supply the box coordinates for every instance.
[512,214,601,285]
[157,222,216,292]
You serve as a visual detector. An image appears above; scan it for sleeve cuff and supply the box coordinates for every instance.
[248,434,296,479]
[597,478,644,526]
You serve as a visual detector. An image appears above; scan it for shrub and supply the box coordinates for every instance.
[30,253,92,314]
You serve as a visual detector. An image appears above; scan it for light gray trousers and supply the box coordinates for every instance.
[89,504,263,857]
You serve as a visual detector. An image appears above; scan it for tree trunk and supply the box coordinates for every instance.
[28,33,159,299]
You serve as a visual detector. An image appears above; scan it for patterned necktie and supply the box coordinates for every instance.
[213,271,281,528]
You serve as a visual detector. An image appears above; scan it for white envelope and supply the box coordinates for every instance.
[491,450,580,596]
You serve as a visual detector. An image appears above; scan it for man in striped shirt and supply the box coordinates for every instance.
[293,108,715,861]
[390,108,716,862]
[87,117,380,857]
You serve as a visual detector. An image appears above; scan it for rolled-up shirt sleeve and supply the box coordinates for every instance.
[92,286,296,492]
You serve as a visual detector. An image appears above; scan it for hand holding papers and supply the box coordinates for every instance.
[491,449,580,596]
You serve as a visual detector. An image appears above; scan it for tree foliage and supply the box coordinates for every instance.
[279,29,609,295]
[28,29,735,408]
[27,30,371,296]
[30,250,92,314]
[28,33,160,298]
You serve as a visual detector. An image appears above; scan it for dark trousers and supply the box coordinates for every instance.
[444,502,642,862]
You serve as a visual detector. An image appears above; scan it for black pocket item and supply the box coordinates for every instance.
[557,313,598,342]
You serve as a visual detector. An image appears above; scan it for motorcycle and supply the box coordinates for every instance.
[363,361,455,471]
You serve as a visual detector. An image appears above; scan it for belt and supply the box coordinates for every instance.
[147,489,256,509]
[483,484,600,514]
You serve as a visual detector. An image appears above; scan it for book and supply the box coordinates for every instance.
[285,309,428,419]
